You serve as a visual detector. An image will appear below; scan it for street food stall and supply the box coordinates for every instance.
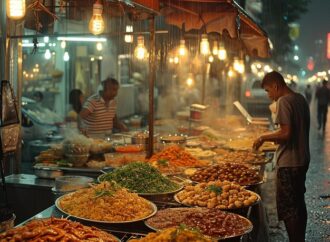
[0,0,276,241]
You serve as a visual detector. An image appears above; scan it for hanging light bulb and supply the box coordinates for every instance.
[124,25,134,43]
[233,58,240,72]
[228,68,234,77]
[44,49,51,60]
[218,43,227,60]
[178,39,187,57]
[212,41,218,56]
[96,42,103,51]
[63,51,70,62]
[186,73,194,87]
[208,55,214,63]
[7,0,26,20]
[173,56,179,64]
[89,0,105,35]
[233,58,245,74]
[60,40,66,49]
[237,60,245,74]
[134,36,148,60]
[200,34,210,56]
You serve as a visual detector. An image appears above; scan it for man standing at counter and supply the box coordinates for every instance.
[252,71,310,242]
[80,77,128,138]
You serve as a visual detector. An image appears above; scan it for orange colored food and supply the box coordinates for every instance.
[115,145,143,153]
[149,145,208,168]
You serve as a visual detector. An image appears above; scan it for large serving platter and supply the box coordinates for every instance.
[144,207,253,240]
[173,190,261,210]
[97,173,184,196]
[0,217,121,242]
[55,193,157,224]
[188,163,264,187]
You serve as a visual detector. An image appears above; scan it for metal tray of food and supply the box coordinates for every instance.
[144,207,253,240]
[55,193,157,224]
[173,190,261,210]
[33,165,63,179]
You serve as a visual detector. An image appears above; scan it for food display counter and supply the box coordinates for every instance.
[1,115,275,241]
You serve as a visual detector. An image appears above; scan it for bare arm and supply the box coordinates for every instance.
[79,108,92,119]
[253,123,291,150]
[113,115,129,132]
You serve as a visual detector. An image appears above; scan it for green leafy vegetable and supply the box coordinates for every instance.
[100,162,180,194]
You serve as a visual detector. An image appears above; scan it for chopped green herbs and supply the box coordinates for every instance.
[99,162,180,194]
[206,184,222,195]
[93,181,120,198]
[157,159,169,166]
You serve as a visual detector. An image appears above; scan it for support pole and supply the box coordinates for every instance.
[147,17,156,158]
[0,0,8,81]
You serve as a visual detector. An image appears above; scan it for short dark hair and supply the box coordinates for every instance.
[102,77,119,87]
[261,71,286,88]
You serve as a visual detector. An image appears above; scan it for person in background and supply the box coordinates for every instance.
[66,89,84,128]
[304,84,312,105]
[80,77,128,138]
[315,79,330,132]
[253,71,310,242]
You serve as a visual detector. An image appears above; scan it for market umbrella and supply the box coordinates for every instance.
[160,0,270,58]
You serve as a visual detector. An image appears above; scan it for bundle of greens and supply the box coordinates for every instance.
[99,162,181,194]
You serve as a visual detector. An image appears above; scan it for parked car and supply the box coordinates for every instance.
[240,77,271,116]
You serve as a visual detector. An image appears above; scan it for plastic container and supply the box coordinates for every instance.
[190,104,207,121]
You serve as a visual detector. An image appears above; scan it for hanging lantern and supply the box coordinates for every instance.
[178,39,187,57]
[134,36,148,60]
[200,34,210,56]
[218,43,227,60]
[7,0,26,20]
[124,25,134,43]
[212,41,218,56]
[89,0,105,35]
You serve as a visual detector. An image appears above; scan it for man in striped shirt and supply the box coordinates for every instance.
[80,78,128,138]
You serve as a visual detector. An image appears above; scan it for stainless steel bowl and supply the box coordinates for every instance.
[160,134,187,144]
[33,166,63,179]
[131,132,159,145]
